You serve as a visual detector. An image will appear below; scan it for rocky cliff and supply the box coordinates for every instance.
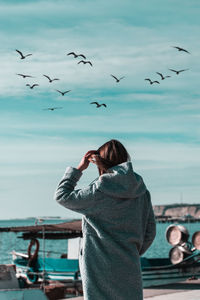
[153,204,200,218]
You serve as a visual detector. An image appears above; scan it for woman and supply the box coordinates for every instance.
[54,139,156,300]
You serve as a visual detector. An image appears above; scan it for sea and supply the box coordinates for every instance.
[0,218,199,264]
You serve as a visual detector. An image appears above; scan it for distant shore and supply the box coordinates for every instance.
[153,203,200,218]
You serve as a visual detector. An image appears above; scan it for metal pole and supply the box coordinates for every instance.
[41,225,45,289]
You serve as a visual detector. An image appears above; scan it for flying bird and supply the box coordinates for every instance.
[172,46,190,54]
[168,68,189,75]
[16,49,32,59]
[67,52,86,59]
[43,107,63,111]
[145,78,160,85]
[90,102,107,108]
[156,72,171,80]
[110,75,125,83]
[43,75,60,83]
[55,89,71,96]
[26,84,39,89]
[16,73,34,78]
[78,60,93,66]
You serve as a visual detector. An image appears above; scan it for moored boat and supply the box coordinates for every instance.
[12,249,200,287]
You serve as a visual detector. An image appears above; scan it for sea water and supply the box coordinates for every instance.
[0,219,199,264]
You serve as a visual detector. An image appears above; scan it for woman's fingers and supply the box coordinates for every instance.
[77,150,99,171]
[85,150,98,159]
[85,150,98,156]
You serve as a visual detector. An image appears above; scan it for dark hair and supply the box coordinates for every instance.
[95,139,130,175]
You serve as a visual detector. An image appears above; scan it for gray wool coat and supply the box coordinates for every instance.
[54,161,156,300]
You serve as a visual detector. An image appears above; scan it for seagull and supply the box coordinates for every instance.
[145,78,160,85]
[55,89,71,96]
[16,73,34,78]
[156,72,171,80]
[16,49,32,59]
[43,107,63,111]
[168,68,189,75]
[90,102,107,108]
[110,75,125,83]
[43,75,60,83]
[67,52,86,59]
[172,46,190,54]
[26,84,39,89]
[78,60,93,66]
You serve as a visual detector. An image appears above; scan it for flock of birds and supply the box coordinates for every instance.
[15,45,190,110]
[144,46,190,85]
[16,49,122,110]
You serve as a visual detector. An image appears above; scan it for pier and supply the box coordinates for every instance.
[65,278,200,300]
[155,215,200,223]
[154,204,200,223]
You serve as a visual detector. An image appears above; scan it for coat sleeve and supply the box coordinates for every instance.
[54,167,101,215]
[139,192,156,256]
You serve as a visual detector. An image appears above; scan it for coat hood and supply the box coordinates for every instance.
[96,161,147,199]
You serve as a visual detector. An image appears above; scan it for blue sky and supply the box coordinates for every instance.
[0,0,200,219]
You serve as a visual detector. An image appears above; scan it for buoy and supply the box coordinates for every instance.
[27,238,40,283]
[166,224,189,246]
[27,238,40,262]
[192,231,200,250]
[169,245,192,264]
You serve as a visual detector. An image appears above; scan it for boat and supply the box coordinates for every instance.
[12,249,200,287]
[1,220,200,288]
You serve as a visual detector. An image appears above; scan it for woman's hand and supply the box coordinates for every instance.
[77,150,98,172]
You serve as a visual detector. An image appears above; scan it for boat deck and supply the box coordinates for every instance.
[65,278,200,299]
